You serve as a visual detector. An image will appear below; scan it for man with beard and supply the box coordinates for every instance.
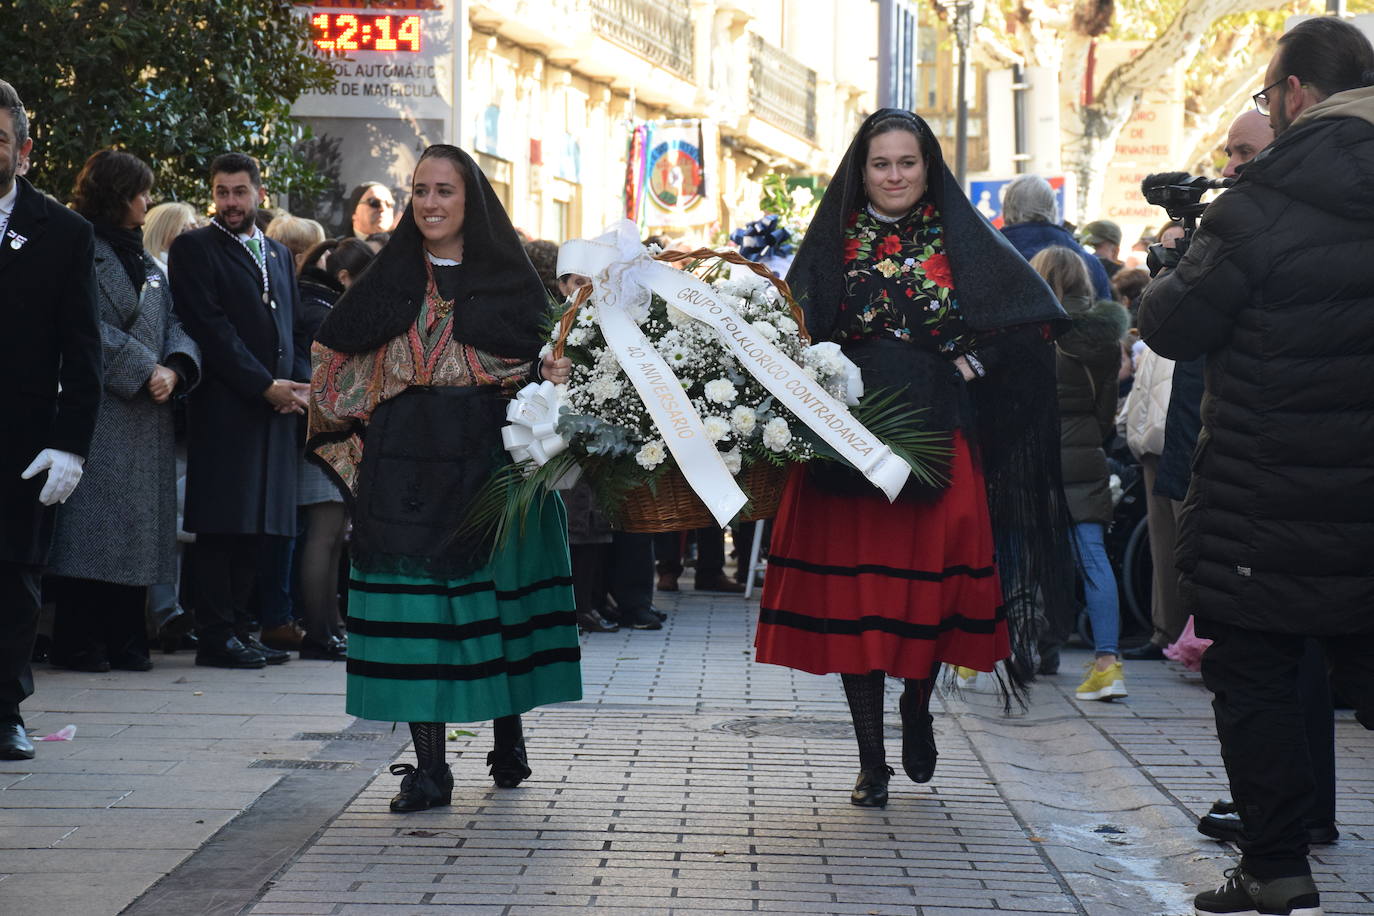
[1139,17,1374,916]
[169,153,307,669]
[0,79,102,759]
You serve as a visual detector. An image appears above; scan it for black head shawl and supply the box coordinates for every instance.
[316,146,547,360]
[789,109,1066,338]
[789,109,1076,696]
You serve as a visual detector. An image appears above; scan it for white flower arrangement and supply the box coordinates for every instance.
[554,264,857,484]
[473,237,948,543]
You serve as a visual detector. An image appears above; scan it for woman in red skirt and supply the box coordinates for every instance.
[757,110,1072,807]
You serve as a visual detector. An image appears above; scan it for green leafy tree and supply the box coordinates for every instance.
[0,0,334,206]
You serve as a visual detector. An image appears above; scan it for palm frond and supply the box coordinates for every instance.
[804,387,953,489]
[458,452,582,557]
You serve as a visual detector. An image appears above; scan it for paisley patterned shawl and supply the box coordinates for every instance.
[308,283,532,497]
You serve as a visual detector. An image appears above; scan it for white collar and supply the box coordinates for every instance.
[866,203,911,224]
[426,250,461,267]
[0,180,18,218]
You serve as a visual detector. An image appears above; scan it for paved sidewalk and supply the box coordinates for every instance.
[2,587,1370,915]
[247,591,1369,916]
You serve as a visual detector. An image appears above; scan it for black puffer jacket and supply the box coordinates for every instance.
[1057,296,1129,526]
[1138,86,1374,636]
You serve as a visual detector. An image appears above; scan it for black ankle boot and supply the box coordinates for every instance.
[850,765,894,807]
[388,763,453,812]
[486,744,531,788]
[900,692,938,784]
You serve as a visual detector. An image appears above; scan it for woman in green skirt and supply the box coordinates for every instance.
[307,145,580,812]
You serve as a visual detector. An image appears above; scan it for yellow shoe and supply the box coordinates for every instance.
[953,666,982,690]
[1075,661,1127,701]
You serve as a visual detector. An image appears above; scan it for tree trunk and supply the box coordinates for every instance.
[1062,0,1290,216]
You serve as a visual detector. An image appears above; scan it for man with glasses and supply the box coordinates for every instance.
[345,181,396,240]
[1139,16,1374,916]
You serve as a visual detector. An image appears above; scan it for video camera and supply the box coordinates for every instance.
[1140,171,1233,275]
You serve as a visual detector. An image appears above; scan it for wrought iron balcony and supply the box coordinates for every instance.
[589,0,694,80]
[748,33,817,142]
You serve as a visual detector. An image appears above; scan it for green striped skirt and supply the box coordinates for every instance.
[344,497,582,724]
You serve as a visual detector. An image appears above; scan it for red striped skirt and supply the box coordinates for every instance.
[755,433,1007,679]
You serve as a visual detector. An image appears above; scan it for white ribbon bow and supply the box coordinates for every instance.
[501,380,569,466]
[500,381,583,490]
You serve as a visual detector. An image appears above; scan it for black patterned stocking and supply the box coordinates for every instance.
[408,722,447,774]
[902,657,944,718]
[841,671,888,769]
[492,714,524,750]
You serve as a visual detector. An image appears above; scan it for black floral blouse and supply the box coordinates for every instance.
[836,203,971,355]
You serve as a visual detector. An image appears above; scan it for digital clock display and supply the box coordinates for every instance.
[310,13,423,53]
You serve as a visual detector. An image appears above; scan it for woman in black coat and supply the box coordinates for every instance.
[48,151,201,672]
[292,238,374,659]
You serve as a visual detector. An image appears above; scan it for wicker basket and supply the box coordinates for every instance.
[615,460,790,533]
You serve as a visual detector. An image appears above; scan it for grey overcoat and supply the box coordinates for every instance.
[48,239,201,585]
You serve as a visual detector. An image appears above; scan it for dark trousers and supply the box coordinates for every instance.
[191,533,261,642]
[254,534,295,630]
[570,543,610,614]
[1298,639,1336,829]
[0,564,41,726]
[50,577,149,665]
[609,532,654,614]
[654,527,725,581]
[1197,618,1374,879]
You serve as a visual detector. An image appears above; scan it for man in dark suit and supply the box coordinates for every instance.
[0,80,102,759]
[169,153,308,669]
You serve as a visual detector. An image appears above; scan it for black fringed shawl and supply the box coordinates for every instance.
[787,109,1076,691]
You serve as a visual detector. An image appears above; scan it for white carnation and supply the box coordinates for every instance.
[762,417,793,451]
[722,447,743,475]
[704,378,737,406]
[775,315,798,335]
[716,277,748,298]
[703,416,731,443]
[752,320,780,341]
[730,405,757,436]
[635,439,667,470]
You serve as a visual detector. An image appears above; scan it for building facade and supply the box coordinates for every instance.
[295,0,881,243]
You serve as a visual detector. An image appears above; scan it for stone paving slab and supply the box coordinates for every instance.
[0,653,357,915]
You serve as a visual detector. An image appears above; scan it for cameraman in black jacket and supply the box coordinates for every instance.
[1139,17,1374,916]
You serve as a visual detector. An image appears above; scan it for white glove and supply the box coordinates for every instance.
[21,449,85,506]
